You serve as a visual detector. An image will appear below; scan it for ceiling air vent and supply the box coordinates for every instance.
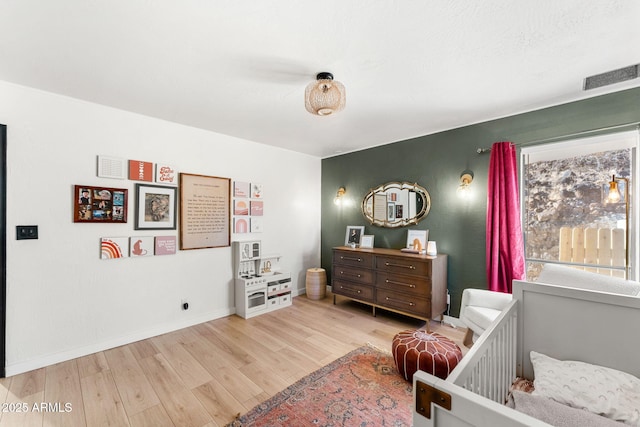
[584,64,639,90]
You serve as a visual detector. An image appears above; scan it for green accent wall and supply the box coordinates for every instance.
[321,87,640,317]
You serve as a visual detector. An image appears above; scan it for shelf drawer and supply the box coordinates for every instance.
[267,283,281,294]
[376,288,430,317]
[376,256,430,276]
[375,272,430,297]
[332,279,374,302]
[279,294,291,305]
[332,267,374,285]
[333,250,374,268]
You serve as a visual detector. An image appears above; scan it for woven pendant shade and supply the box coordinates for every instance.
[305,72,346,116]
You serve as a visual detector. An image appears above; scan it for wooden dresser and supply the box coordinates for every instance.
[331,246,448,330]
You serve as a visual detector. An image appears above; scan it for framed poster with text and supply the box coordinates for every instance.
[179,173,231,250]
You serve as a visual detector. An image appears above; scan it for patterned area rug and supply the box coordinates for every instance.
[225,345,413,426]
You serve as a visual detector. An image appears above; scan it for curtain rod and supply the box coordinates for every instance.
[476,121,640,154]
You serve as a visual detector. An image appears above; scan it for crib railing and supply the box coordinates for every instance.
[447,300,518,404]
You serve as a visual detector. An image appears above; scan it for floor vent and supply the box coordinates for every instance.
[584,64,639,90]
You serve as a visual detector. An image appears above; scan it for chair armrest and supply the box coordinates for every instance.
[460,288,512,316]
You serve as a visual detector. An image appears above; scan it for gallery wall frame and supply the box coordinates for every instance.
[134,184,177,230]
[73,185,128,223]
[179,173,231,250]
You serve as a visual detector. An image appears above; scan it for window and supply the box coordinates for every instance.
[521,130,639,280]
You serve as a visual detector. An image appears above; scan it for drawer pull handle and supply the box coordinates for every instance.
[340,286,361,294]
[385,262,416,270]
[340,271,362,278]
[386,279,415,288]
[386,296,415,306]
[341,256,362,262]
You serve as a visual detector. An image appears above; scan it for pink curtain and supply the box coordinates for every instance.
[486,142,525,293]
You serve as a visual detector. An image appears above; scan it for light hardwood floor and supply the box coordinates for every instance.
[0,292,466,427]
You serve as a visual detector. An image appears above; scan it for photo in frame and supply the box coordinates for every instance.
[360,234,375,249]
[406,229,429,252]
[345,225,365,246]
[134,184,177,230]
[74,185,128,223]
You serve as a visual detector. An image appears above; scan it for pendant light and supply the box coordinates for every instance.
[305,72,346,116]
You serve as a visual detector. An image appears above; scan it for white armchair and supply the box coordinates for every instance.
[459,288,512,347]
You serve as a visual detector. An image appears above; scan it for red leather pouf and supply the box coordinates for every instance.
[392,329,462,381]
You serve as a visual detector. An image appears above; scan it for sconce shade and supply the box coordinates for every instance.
[334,186,346,205]
[607,175,622,203]
[457,170,474,198]
[305,72,346,116]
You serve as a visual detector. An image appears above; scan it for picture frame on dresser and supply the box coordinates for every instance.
[406,229,428,250]
[360,234,374,248]
[345,225,365,246]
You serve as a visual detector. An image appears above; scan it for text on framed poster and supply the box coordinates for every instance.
[179,173,230,250]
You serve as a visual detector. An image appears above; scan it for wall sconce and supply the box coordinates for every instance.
[334,187,346,205]
[604,174,630,278]
[457,170,474,198]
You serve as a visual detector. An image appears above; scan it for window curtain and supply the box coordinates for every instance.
[486,142,525,293]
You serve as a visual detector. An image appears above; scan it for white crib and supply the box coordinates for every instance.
[413,279,640,426]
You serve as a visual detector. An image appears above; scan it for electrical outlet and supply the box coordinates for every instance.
[16,225,38,240]
[181,299,189,310]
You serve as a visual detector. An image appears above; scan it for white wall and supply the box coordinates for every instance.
[0,81,321,376]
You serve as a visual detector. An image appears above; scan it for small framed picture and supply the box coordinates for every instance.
[387,202,395,220]
[406,229,429,252]
[345,225,365,246]
[134,183,177,230]
[360,235,375,248]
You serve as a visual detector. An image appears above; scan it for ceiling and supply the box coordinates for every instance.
[1,1,639,158]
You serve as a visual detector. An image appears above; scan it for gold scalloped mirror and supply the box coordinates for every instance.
[362,182,431,228]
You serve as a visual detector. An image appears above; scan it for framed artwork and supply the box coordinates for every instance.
[406,229,429,252]
[134,184,177,230]
[179,173,231,250]
[250,200,263,216]
[101,237,129,259]
[360,234,375,248]
[155,236,177,255]
[251,182,263,198]
[74,185,128,223]
[387,202,395,221]
[234,217,249,233]
[251,217,263,233]
[130,236,154,257]
[155,163,177,185]
[97,155,126,179]
[129,159,154,182]
[345,225,365,246]
[234,181,250,198]
[234,200,249,215]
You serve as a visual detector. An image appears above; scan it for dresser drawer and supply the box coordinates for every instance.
[333,250,375,268]
[375,272,430,297]
[376,256,430,276]
[332,279,374,302]
[333,266,374,285]
[376,288,430,318]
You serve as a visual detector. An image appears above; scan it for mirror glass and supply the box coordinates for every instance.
[362,182,431,228]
